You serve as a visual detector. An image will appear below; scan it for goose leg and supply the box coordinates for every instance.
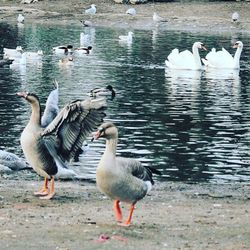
[34,177,49,196]
[120,203,135,227]
[114,200,122,222]
[40,177,55,200]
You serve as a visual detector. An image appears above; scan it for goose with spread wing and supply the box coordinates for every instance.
[92,122,161,226]
[165,42,207,70]
[201,41,243,69]
[17,89,106,199]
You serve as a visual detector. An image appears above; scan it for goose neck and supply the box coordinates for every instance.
[29,101,41,126]
[105,137,117,156]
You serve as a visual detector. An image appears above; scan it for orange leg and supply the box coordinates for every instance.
[34,177,49,196]
[40,177,56,200]
[114,200,123,222]
[119,203,136,227]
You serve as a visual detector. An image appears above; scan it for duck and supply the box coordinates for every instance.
[92,122,161,226]
[85,4,96,14]
[74,46,93,55]
[3,46,23,60]
[52,45,74,55]
[201,41,243,70]
[119,31,133,43]
[17,90,106,199]
[88,85,116,100]
[165,42,206,70]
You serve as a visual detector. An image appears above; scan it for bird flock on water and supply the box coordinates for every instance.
[0,3,244,226]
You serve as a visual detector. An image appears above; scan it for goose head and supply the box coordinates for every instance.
[17,92,40,105]
[92,122,118,141]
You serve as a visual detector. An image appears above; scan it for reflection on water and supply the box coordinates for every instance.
[0,22,250,183]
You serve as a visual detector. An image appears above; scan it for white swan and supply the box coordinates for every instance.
[202,41,243,69]
[165,42,206,70]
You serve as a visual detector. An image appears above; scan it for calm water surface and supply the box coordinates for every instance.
[0,22,250,183]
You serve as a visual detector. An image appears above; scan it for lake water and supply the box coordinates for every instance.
[0,22,250,184]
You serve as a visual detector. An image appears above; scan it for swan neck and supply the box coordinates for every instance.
[192,45,202,67]
[233,46,243,67]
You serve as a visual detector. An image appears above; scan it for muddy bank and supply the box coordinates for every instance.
[0,0,250,34]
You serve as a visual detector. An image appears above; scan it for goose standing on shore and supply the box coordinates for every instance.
[201,41,243,69]
[17,88,106,199]
[92,122,161,226]
[165,42,207,70]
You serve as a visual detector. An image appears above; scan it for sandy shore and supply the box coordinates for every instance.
[0,1,250,249]
[0,177,249,249]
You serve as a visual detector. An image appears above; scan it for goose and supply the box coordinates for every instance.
[52,45,73,55]
[201,41,243,69]
[17,13,25,23]
[3,46,23,60]
[119,31,133,43]
[92,122,161,226]
[85,4,96,15]
[74,46,92,55]
[88,85,116,100]
[0,149,29,171]
[17,90,106,199]
[165,42,206,70]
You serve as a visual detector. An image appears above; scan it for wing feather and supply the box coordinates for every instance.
[42,98,106,162]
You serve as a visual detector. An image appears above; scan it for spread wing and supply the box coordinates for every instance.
[42,97,106,162]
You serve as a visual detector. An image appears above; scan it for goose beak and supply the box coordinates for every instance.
[16,92,28,99]
[91,131,101,141]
